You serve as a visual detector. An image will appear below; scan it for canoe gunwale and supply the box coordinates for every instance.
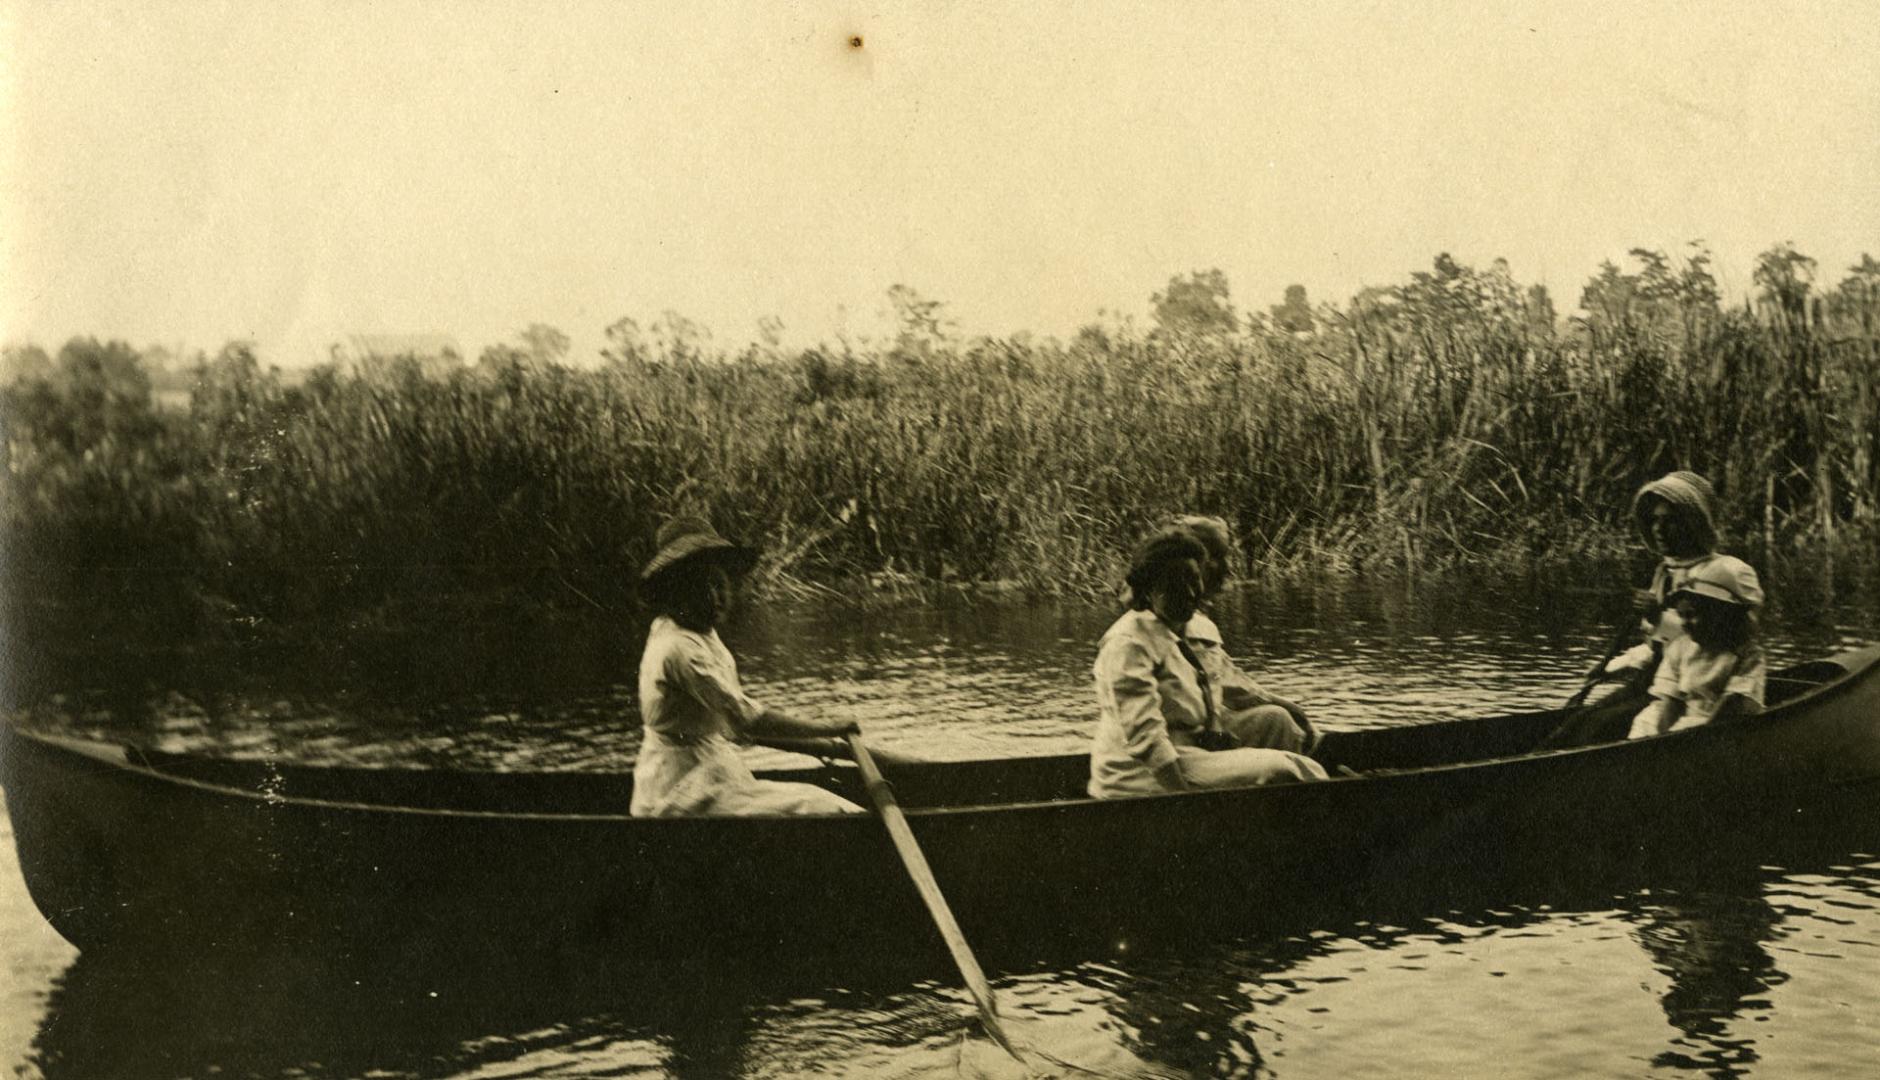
[4,644,1876,825]
[1525,643,1874,756]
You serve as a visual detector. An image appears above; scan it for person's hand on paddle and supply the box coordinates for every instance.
[747,709,860,760]
[813,716,862,759]
[863,742,923,770]
[830,721,925,770]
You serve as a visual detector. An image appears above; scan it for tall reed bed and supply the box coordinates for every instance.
[3,279,1877,672]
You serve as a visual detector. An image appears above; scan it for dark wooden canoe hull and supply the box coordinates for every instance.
[5,646,1878,959]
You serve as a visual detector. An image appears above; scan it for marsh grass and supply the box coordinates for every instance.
[3,282,1877,685]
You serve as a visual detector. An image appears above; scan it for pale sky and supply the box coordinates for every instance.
[4,1,1877,365]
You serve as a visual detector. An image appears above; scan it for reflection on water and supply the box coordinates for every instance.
[1631,884,1783,1078]
[17,809,1880,1079]
[5,563,1880,1078]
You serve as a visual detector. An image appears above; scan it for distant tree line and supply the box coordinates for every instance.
[2,243,1875,682]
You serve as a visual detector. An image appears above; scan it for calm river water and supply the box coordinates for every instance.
[4,561,1879,1078]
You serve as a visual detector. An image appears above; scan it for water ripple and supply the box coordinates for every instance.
[5,569,1880,1079]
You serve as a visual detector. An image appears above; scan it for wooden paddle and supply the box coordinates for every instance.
[1562,613,1638,711]
[1540,607,1647,749]
[846,732,1026,1065]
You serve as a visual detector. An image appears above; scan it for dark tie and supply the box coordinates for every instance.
[1173,636,1221,736]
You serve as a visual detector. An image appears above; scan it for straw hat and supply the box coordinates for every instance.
[639,516,758,589]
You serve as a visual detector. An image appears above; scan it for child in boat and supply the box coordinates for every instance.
[1626,556,1766,738]
[1594,471,1737,691]
[1170,514,1319,755]
[630,516,864,817]
[1089,526,1327,798]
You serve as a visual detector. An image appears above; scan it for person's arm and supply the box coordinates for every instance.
[1266,695,1318,746]
[1722,639,1767,717]
[1627,697,1685,738]
[1206,643,1271,712]
[744,728,932,768]
[1628,642,1688,737]
[734,704,857,761]
[1206,645,1318,747]
[1599,641,1656,679]
[672,644,855,744]
[749,706,854,739]
[1707,638,1768,727]
[1100,639,1185,790]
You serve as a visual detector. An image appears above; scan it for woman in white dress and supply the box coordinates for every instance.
[629,516,865,817]
[1088,526,1327,799]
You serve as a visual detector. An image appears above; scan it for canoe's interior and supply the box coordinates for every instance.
[120,659,1849,816]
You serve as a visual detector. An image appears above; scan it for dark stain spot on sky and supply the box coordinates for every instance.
[849,35,864,49]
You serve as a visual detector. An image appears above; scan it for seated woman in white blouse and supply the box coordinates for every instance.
[1170,514,1319,755]
[1088,527,1327,799]
[629,516,865,817]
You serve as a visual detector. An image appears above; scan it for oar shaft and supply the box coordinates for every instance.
[1565,616,1639,710]
[847,734,1022,1062]
[1544,602,1649,747]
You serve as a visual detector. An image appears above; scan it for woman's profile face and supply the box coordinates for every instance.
[699,563,736,624]
[1198,553,1227,598]
[1646,499,1705,557]
[1149,559,1204,631]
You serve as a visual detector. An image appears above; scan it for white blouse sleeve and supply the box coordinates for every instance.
[1725,642,1767,706]
[1096,637,1181,772]
[1649,641,1687,701]
[667,638,766,732]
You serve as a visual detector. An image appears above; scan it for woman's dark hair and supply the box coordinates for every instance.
[1125,528,1209,610]
[1677,592,1755,653]
[1170,514,1233,595]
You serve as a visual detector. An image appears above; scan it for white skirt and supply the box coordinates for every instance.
[629,732,864,817]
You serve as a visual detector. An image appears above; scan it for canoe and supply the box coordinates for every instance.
[4,645,1878,959]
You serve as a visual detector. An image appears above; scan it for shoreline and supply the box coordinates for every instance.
[7,533,1874,709]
